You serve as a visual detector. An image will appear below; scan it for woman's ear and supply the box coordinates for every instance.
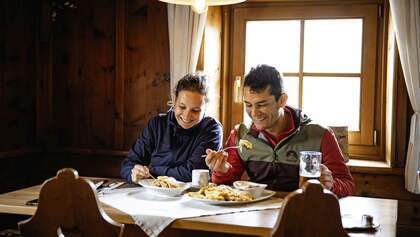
[278,93,288,108]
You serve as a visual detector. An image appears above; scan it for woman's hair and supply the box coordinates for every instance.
[174,73,209,102]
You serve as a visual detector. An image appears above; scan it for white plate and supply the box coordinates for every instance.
[138,179,190,197]
[184,189,276,205]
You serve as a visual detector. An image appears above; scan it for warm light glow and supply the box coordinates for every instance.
[159,0,246,13]
[192,0,207,14]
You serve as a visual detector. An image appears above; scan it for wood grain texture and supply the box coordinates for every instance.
[272,180,347,237]
[18,168,125,237]
[124,0,170,148]
[114,0,126,149]
[202,6,222,121]
[352,172,420,201]
[0,0,38,150]
[52,0,116,148]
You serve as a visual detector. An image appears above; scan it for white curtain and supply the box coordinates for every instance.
[167,4,207,101]
[390,0,420,194]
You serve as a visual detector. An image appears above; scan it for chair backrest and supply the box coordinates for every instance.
[271,180,348,237]
[19,168,124,237]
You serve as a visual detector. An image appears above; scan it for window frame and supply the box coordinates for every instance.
[227,1,386,160]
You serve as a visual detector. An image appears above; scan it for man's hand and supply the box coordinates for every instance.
[131,165,150,183]
[205,149,230,173]
[319,164,333,190]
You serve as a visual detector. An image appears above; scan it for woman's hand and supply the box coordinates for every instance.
[205,149,230,173]
[131,165,150,183]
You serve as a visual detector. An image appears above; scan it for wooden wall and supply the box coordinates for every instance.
[0,0,38,151]
[42,0,170,178]
[0,0,171,193]
[0,0,42,194]
[49,0,169,150]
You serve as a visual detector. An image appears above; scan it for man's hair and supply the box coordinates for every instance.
[174,73,209,102]
[244,64,284,101]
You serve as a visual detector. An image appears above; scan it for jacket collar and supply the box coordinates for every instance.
[167,109,205,135]
[247,105,312,137]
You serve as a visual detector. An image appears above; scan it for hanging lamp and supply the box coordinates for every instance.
[159,0,246,14]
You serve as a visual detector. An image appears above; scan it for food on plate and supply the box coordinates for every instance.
[239,139,253,149]
[152,176,180,189]
[187,184,254,201]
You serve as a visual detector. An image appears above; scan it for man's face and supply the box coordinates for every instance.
[243,86,283,131]
[174,90,206,129]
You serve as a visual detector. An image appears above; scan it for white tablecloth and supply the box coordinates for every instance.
[100,187,283,237]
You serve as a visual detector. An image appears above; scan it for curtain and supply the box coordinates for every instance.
[167,4,207,101]
[390,0,420,193]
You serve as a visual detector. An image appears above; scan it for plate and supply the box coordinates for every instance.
[138,179,190,197]
[184,189,276,205]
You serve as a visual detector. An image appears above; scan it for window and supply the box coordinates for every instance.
[229,2,385,160]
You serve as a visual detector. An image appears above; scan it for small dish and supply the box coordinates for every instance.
[233,181,267,198]
[138,179,190,196]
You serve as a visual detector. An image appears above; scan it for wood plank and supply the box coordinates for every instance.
[52,0,116,148]
[124,0,170,148]
[202,6,223,121]
[352,172,420,201]
[36,0,53,147]
[220,6,233,143]
[114,0,125,149]
[0,0,38,150]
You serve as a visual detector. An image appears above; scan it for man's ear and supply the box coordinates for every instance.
[278,93,288,107]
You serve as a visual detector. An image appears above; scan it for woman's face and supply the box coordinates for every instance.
[174,90,206,129]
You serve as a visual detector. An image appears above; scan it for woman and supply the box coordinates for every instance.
[121,73,222,183]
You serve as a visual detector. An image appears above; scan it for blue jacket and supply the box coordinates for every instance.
[121,110,222,182]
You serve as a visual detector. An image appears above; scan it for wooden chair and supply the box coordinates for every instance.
[271,179,348,237]
[18,168,125,237]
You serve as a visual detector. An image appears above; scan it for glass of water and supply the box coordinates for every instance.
[299,151,322,178]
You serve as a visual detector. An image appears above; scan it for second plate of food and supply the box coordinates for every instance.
[185,185,276,205]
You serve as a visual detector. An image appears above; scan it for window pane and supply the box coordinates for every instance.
[304,19,363,73]
[283,76,299,108]
[245,21,300,73]
[302,77,360,131]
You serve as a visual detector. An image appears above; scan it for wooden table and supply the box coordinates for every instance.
[0,184,397,237]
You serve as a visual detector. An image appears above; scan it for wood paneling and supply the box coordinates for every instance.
[0,0,38,150]
[397,200,420,236]
[48,0,169,149]
[52,0,116,148]
[352,171,420,201]
[202,6,222,121]
[42,152,125,179]
[0,155,44,194]
[124,0,170,148]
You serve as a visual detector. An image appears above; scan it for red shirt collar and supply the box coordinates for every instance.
[252,107,295,147]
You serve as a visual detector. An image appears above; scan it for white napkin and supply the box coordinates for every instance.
[100,187,283,237]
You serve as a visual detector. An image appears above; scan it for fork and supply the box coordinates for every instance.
[97,181,125,196]
[201,145,240,157]
[149,173,157,180]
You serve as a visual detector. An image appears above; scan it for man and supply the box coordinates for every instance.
[205,65,354,197]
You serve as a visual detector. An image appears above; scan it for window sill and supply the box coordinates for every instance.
[347,159,404,175]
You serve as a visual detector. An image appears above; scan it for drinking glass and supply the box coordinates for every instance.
[299,151,322,178]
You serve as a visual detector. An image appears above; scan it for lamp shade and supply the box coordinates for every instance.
[159,0,246,13]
